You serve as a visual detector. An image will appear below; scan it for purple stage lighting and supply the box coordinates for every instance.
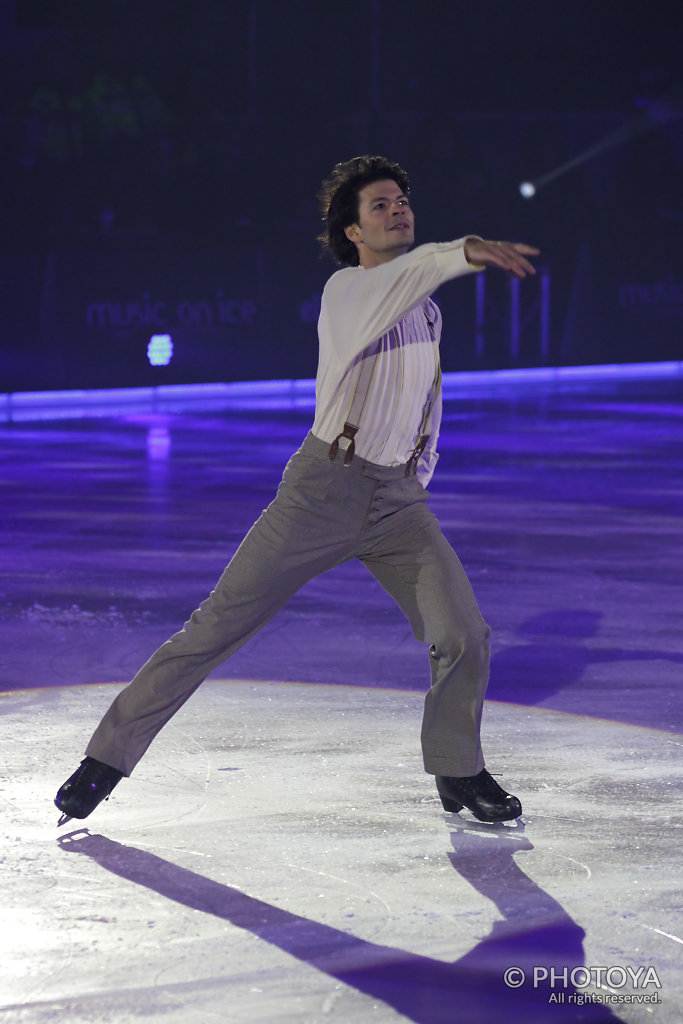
[147,334,173,366]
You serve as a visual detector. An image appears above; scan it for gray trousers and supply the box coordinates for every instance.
[86,433,490,778]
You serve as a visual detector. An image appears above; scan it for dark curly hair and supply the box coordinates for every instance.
[317,155,411,267]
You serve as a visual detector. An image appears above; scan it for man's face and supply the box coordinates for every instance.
[345,179,415,267]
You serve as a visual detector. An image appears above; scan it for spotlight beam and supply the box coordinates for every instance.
[519,85,683,197]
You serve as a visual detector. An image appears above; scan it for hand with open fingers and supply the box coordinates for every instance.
[464,238,540,279]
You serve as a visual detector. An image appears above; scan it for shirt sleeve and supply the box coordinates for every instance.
[319,239,482,364]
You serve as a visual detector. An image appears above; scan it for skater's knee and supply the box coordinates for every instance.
[429,617,490,665]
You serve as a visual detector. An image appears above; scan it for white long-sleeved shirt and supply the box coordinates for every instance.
[311,238,481,486]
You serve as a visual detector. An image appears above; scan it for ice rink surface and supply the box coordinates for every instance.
[1,370,682,1022]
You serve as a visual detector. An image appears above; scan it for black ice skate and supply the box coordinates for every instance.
[55,757,124,823]
[435,768,522,822]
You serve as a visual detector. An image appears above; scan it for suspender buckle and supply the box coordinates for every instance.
[405,434,429,476]
[329,422,358,466]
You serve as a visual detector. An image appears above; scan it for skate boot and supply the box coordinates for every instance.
[436,769,522,822]
[55,757,124,821]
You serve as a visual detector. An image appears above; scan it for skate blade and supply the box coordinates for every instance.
[57,812,73,827]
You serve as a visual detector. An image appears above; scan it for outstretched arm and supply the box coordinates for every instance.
[321,240,478,362]
[464,238,540,279]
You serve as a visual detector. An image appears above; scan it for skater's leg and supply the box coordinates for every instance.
[359,488,490,778]
[86,442,360,775]
[360,492,521,820]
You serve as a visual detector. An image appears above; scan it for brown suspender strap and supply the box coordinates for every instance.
[328,338,381,465]
[405,359,442,475]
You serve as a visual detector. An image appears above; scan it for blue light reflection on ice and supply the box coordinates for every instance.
[146,426,171,460]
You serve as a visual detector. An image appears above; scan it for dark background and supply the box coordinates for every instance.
[1,0,681,392]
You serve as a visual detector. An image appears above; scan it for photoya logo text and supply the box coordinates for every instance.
[503,964,661,991]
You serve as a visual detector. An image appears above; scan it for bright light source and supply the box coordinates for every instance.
[519,182,536,199]
[147,334,173,366]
